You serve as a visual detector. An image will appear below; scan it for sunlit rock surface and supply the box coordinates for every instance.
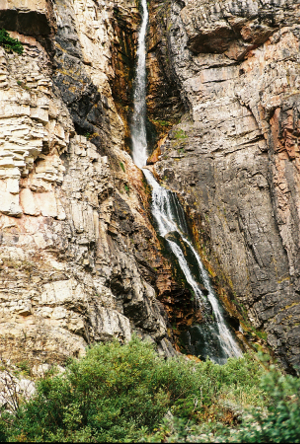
[0,0,179,366]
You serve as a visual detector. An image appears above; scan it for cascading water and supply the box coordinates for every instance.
[131,0,148,170]
[131,0,242,363]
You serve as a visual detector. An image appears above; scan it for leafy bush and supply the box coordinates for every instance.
[2,338,202,442]
[231,367,300,443]
[1,338,300,442]
[0,29,23,54]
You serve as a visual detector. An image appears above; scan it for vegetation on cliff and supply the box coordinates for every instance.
[0,30,23,54]
[0,337,299,442]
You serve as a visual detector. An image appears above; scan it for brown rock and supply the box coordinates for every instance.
[147,146,161,165]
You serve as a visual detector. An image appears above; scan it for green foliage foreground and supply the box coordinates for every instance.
[1,337,300,442]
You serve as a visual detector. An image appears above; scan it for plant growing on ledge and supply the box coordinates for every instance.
[174,129,188,140]
[120,161,126,172]
[154,119,171,127]
[84,132,91,140]
[0,29,23,55]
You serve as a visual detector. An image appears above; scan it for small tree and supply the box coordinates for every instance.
[0,29,23,54]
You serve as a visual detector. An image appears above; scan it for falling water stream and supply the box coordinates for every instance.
[131,0,241,363]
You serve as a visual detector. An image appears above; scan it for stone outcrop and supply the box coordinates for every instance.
[4,0,300,374]
[149,0,300,371]
[0,0,184,368]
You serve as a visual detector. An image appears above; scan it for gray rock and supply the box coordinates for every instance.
[150,0,300,371]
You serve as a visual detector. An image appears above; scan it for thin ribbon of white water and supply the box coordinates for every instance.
[131,0,148,169]
[131,0,241,361]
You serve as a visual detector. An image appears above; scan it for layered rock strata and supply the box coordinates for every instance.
[0,0,185,367]
[149,0,300,371]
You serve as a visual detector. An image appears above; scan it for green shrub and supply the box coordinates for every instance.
[0,29,23,54]
[2,338,201,442]
[2,338,300,443]
[231,367,300,443]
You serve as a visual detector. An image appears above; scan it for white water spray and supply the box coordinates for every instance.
[131,0,241,362]
[131,0,148,169]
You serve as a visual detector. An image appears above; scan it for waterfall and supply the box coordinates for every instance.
[131,0,148,169]
[131,0,242,363]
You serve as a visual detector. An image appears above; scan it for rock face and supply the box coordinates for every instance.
[0,0,182,367]
[149,0,300,371]
[3,0,300,373]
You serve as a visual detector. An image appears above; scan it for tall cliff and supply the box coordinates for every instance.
[148,0,300,372]
[2,0,300,373]
[0,0,192,368]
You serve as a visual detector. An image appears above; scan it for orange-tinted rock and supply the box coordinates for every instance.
[186,354,201,363]
[146,146,161,165]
